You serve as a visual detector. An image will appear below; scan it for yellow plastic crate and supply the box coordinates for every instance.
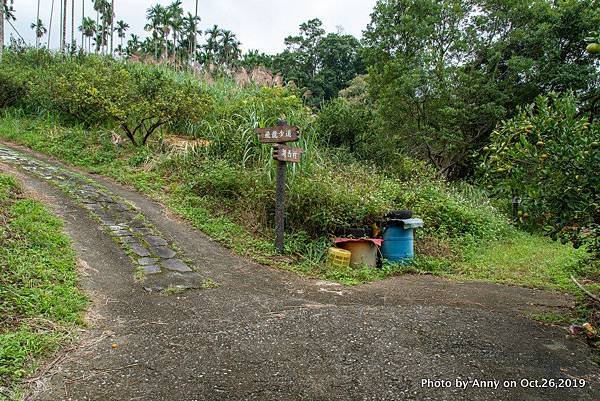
[326,247,351,269]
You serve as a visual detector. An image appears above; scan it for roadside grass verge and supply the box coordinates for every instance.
[0,111,592,291]
[453,232,587,293]
[0,173,88,398]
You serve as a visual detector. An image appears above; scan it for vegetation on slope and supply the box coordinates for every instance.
[0,173,88,397]
[0,50,592,290]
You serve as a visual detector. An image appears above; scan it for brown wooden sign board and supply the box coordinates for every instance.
[273,144,304,163]
[255,125,299,143]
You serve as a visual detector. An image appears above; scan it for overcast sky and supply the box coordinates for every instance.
[8,1,378,54]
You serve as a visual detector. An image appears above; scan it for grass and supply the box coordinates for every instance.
[452,232,587,293]
[0,173,88,397]
[530,311,573,325]
[0,110,592,292]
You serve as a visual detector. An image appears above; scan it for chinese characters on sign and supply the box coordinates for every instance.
[273,144,304,163]
[256,125,299,143]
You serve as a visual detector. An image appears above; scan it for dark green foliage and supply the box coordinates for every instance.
[362,0,599,178]
[315,98,371,152]
[0,69,25,108]
[481,93,600,258]
[272,19,365,106]
[240,50,274,70]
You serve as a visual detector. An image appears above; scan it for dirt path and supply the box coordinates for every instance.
[1,143,598,401]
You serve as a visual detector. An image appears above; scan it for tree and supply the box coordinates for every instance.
[202,24,221,65]
[192,0,199,58]
[314,33,364,101]
[0,0,4,62]
[125,33,141,56]
[115,66,212,146]
[218,29,241,68]
[62,0,67,52]
[283,18,325,79]
[93,0,110,54]
[110,0,114,54]
[481,93,599,258]
[71,0,74,48]
[115,20,129,54]
[145,4,168,60]
[166,0,183,61]
[182,12,201,62]
[272,19,363,106]
[80,0,84,49]
[47,0,54,48]
[1,0,15,61]
[79,16,96,53]
[362,0,599,179]
[241,50,273,70]
[35,0,41,48]
[31,19,47,47]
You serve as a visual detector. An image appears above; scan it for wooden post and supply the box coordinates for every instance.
[275,156,286,253]
[274,119,287,253]
[255,120,303,254]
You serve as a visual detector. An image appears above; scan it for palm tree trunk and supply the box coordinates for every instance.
[48,0,55,48]
[110,0,114,55]
[35,0,41,48]
[62,0,67,53]
[193,0,198,59]
[0,0,5,61]
[95,9,99,53]
[58,0,62,51]
[81,0,84,51]
[172,31,177,62]
[71,0,74,49]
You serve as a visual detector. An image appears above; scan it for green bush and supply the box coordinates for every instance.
[406,184,510,242]
[0,72,25,109]
[190,159,263,200]
[481,93,599,257]
[315,98,371,151]
[287,163,392,235]
[1,51,213,146]
[29,57,132,126]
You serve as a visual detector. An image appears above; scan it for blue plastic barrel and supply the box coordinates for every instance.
[381,224,414,262]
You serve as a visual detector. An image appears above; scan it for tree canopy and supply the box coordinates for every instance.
[362,0,599,178]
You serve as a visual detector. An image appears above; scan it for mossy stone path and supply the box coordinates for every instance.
[0,145,202,292]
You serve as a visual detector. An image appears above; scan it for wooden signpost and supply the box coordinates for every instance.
[255,125,299,143]
[255,120,303,253]
[272,144,304,163]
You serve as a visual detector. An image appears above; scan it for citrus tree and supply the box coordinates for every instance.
[118,66,212,146]
[34,59,212,146]
[481,93,599,258]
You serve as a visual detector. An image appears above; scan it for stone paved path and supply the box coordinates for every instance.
[0,145,203,292]
[0,142,598,401]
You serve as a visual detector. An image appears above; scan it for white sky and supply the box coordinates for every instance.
[8,0,378,53]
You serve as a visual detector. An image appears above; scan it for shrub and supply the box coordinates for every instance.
[481,93,599,257]
[191,159,259,200]
[118,65,213,146]
[287,163,392,236]
[0,69,26,108]
[1,52,213,146]
[30,58,133,126]
[315,98,371,151]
